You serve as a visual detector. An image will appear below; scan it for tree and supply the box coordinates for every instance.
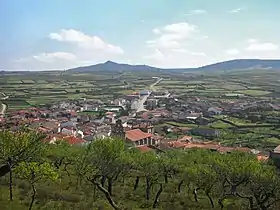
[213,152,260,209]
[243,164,280,210]
[189,164,218,208]
[14,162,58,210]
[46,140,82,184]
[135,151,160,201]
[0,130,46,201]
[76,138,128,210]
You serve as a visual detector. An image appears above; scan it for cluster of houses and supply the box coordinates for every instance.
[1,91,280,165]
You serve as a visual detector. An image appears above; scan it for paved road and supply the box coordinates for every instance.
[136,95,149,113]
[136,77,162,112]
[0,92,8,116]
[150,77,163,92]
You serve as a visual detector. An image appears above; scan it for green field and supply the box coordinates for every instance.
[1,69,280,113]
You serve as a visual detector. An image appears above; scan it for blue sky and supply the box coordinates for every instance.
[1,0,280,70]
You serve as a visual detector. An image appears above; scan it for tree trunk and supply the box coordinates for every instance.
[177,180,184,193]
[29,184,36,210]
[236,192,255,210]
[107,177,113,196]
[152,184,163,208]
[93,181,122,210]
[8,158,13,201]
[206,192,214,208]
[64,163,71,184]
[193,188,200,202]
[134,176,140,191]
[164,173,168,184]
[9,169,13,201]
[93,185,97,200]
[145,177,152,201]
[218,196,225,210]
[101,176,106,187]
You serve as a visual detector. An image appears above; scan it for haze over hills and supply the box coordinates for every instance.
[68,59,280,73]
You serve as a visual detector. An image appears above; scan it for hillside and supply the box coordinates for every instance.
[68,61,161,73]
[196,59,280,71]
[68,59,280,73]
[1,130,280,210]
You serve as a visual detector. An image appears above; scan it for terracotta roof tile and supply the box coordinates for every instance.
[168,141,186,148]
[234,147,251,152]
[125,129,152,142]
[63,136,86,145]
[136,145,154,153]
[217,147,234,153]
[257,155,269,161]
[178,135,193,142]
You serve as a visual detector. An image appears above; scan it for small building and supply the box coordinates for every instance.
[125,129,156,146]
[269,145,280,168]
[190,128,220,138]
[208,107,223,115]
[139,90,150,96]
[131,122,154,133]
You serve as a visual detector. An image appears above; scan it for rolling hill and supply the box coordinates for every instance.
[68,59,280,73]
[68,61,161,73]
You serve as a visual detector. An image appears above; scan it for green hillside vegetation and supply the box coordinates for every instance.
[0,130,280,210]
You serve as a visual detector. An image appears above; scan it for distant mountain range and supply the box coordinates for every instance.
[68,59,280,73]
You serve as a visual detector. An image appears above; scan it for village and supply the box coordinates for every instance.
[1,82,280,166]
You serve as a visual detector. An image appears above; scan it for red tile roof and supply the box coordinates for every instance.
[69,111,77,116]
[217,147,235,153]
[234,147,251,152]
[168,141,186,148]
[136,145,154,153]
[38,126,51,133]
[257,155,269,162]
[125,129,152,142]
[63,136,86,145]
[178,135,193,142]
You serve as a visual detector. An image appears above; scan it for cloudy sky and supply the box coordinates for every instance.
[1,0,280,70]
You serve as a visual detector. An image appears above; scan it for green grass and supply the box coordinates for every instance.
[239,89,271,96]
[165,122,199,128]
[210,120,234,129]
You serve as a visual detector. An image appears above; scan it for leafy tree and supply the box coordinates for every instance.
[135,151,160,201]
[243,164,280,210]
[76,138,127,210]
[14,162,59,210]
[0,130,46,201]
[46,140,82,184]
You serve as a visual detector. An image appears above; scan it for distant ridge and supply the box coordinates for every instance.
[68,60,161,73]
[67,59,280,72]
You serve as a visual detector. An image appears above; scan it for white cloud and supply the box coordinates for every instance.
[184,9,207,16]
[245,39,278,51]
[146,22,204,49]
[49,29,123,54]
[152,28,161,34]
[16,52,77,63]
[33,52,77,62]
[225,48,240,55]
[229,8,243,13]
[144,22,209,68]
[13,52,79,70]
[13,29,125,70]
[144,49,165,61]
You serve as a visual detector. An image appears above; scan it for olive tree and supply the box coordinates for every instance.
[0,130,46,201]
[14,162,59,210]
